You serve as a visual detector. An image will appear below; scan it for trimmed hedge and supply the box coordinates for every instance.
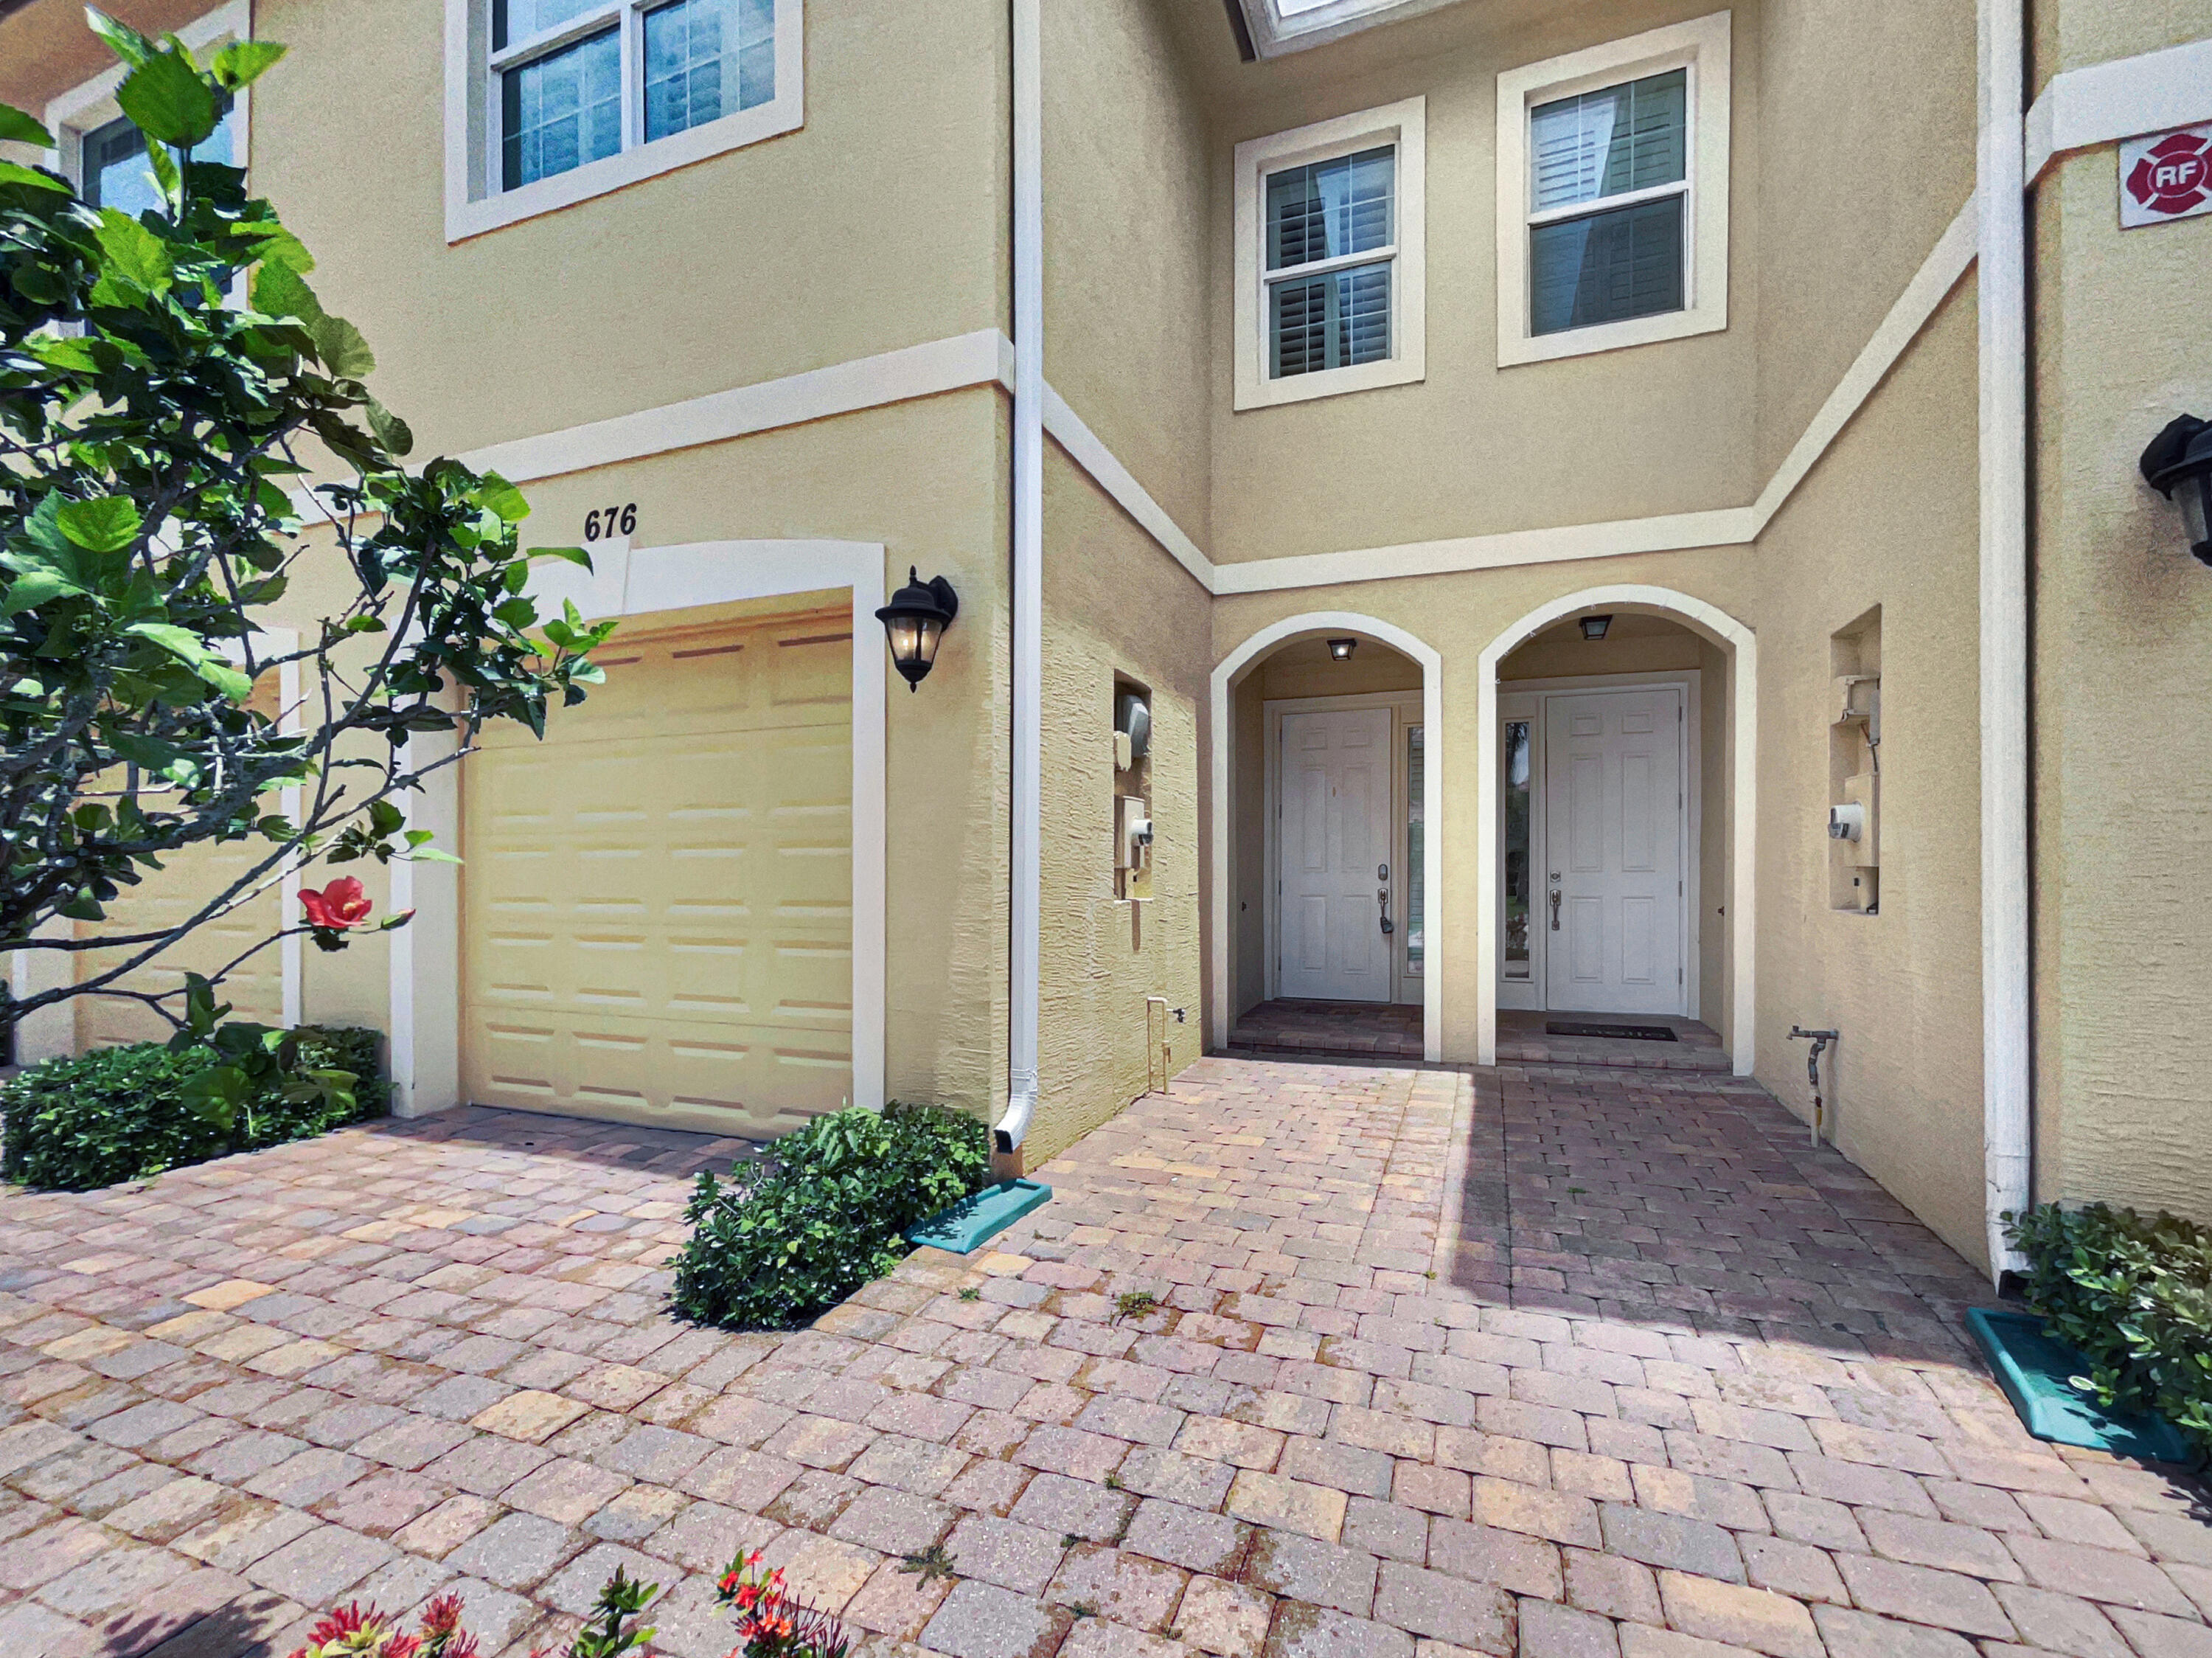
[670,1101,992,1331]
[1,1025,388,1192]
[2006,1201,2212,1463]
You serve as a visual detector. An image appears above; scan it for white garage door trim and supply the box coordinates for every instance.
[390,539,887,1120]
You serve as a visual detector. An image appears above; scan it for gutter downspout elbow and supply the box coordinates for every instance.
[998,0,1044,1163]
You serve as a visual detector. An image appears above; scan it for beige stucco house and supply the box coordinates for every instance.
[5,0,2210,1283]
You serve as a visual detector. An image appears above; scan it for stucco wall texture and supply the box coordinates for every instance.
[1033,452,1208,1166]
[2033,145,2212,1230]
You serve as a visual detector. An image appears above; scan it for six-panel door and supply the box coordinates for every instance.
[1543,687,1686,1015]
[1277,706,1395,1003]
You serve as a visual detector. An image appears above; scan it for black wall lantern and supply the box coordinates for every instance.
[1581,614,1614,640]
[1326,637,1358,661]
[875,567,959,689]
[2140,414,2212,566]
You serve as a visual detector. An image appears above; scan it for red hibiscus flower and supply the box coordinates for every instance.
[300,876,373,931]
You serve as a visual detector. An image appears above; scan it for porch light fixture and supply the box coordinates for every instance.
[1581,614,1614,640]
[874,567,959,690]
[2140,414,2212,566]
[1327,637,1359,661]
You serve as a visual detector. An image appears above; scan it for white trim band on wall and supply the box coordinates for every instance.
[1210,612,1444,1064]
[390,538,888,1120]
[1475,585,1756,1076]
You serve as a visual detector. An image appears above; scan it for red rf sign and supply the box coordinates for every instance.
[2121,126,2212,228]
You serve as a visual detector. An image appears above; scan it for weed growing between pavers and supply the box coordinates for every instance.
[1,1026,387,1191]
[669,1101,991,1331]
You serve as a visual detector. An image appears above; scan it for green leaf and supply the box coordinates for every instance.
[145,134,179,202]
[0,103,55,148]
[210,38,286,90]
[364,397,412,457]
[307,314,375,379]
[115,47,218,148]
[494,594,537,628]
[532,544,593,569]
[478,474,531,523]
[1,569,82,616]
[55,495,142,553]
[84,7,158,69]
[251,257,322,322]
[27,335,102,374]
[94,209,174,293]
[125,622,252,702]
[0,159,69,194]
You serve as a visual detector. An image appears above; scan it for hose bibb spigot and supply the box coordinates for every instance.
[1789,1027,1840,1147]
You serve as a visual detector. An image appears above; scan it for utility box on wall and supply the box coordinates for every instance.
[1829,609,1882,913]
[1114,680,1154,903]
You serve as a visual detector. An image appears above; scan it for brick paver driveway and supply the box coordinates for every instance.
[0,1059,2205,1658]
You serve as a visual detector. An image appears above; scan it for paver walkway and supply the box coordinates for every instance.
[0,1059,2205,1658]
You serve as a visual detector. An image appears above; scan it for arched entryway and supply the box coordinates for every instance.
[1211,613,1443,1061]
[1476,585,1756,1073]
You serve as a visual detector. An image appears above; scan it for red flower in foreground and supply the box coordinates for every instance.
[301,876,373,930]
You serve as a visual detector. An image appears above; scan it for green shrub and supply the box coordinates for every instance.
[670,1102,992,1331]
[1,1024,387,1193]
[2006,1201,2212,1462]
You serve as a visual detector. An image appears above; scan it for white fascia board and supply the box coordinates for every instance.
[1040,389,1215,592]
[1213,507,1759,595]
[460,330,1011,486]
[2026,35,2212,181]
[1752,196,1979,532]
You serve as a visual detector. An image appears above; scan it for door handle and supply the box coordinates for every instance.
[1549,888,1562,932]
[1378,888,1394,936]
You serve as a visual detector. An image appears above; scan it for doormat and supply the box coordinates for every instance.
[905,1179,1052,1255]
[1965,1307,2192,1463]
[1546,1021,1678,1042]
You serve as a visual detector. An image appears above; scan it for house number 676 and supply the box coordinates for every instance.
[585,503,638,541]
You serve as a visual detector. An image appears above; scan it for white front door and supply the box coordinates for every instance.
[1277,707,1394,1003]
[1544,687,1686,1015]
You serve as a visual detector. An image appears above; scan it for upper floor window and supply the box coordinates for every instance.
[446,0,803,242]
[1234,98,1426,411]
[1495,13,1731,367]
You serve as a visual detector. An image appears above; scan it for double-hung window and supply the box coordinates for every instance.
[1495,13,1731,366]
[1234,98,1425,409]
[448,0,803,240]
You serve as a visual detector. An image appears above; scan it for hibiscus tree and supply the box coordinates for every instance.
[0,16,613,1078]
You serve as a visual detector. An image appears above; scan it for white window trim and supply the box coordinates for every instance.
[1495,12,1731,368]
[1234,96,1426,412]
[42,0,254,195]
[442,0,804,244]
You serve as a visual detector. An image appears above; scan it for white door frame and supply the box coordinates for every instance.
[1264,690,1425,1007]
[1478,586,1755,1074]
[1497,670,1700,1020]
[1211,613,1444,1061]
[390,539,888,1119]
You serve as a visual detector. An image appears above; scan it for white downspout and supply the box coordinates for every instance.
[1978,0,2032,1282]
[997,0,1043,1158]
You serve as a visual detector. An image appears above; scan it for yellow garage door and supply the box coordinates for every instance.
[462,602,855,1137]
[75,674,287,1050]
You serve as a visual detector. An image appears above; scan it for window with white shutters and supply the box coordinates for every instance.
[1494,13,1731,367]
[1233,99,1427,410]
[1527,69,1688,336]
